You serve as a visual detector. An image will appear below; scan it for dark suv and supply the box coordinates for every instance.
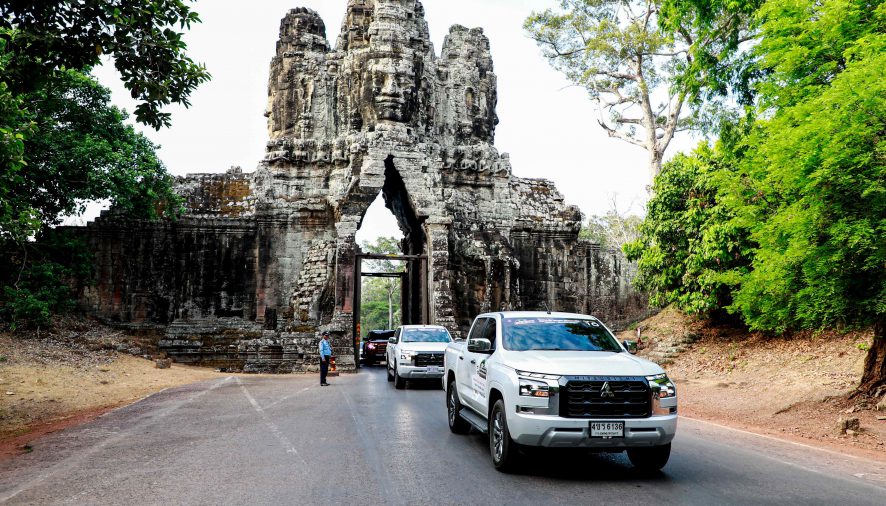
[361,329,394,365]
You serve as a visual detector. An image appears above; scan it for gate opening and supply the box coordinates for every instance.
[352,157,429,367]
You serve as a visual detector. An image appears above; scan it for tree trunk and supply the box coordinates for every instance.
[855,318,886,397]
[649,149,663,181]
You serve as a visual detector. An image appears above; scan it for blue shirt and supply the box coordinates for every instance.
[319,338,332,358]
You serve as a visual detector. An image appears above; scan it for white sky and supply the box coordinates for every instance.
[90,0,695,241]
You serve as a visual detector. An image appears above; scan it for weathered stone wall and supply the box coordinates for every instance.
[64,1,648,372]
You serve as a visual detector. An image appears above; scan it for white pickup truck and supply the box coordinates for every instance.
[386,325,452,389]
[443,311,677,472]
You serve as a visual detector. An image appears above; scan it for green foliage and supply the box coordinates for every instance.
[753,0,883,111]
[0,9,191,328]
[0,1,210,129]
[730,17,886,332]
[0,230,93,330]
[8,69,181,234]
[625,143,753,316]
[658,0,763,107]
[629,0,886,338]
[359,237,404,337]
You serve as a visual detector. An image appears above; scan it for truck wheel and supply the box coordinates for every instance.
[447,381,471,434]
[489,399,519,472]
[627,443,671,472]
[394,364,406,390]
[386,362,394,382]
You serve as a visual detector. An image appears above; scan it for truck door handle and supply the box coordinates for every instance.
[470,359,476,364]
[459,356,464,360]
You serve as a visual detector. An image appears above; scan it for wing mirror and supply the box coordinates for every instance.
[388,337,396,344]
[467,338,493,354]
[623,340,638,354]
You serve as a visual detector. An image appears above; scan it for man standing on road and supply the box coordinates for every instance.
[319,331,332,386]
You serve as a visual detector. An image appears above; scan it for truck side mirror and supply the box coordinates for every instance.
[623,340,638,354]
[388,337,397,344]
[468,338,493,354]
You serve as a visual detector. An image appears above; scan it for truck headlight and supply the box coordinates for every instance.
[519,378,550,398]
[646,373,676,398]
[400,351,415,361]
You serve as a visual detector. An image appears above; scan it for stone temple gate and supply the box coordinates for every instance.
[66,0,648,372]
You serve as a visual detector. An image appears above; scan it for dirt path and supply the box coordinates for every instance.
[620,307,885,460]
[0,332,222,459]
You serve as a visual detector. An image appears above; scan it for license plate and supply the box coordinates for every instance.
[426,366,440,373]
[590,421,624,438]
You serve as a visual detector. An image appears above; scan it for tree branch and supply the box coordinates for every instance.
[597,119,647,148]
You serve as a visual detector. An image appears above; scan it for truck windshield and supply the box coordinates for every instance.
[502,318,622,352]
[402,328,452,343]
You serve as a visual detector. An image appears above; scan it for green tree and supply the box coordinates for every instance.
[525,0,758,177]
[729,0,886,393]
[359,237,405,336]
[628,0,886,394]
[625,142,753,317]
[0,69,181,328]
[0,1,210,129]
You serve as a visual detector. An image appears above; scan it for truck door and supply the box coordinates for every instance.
[462,317,497,413]
[458,318,488,412]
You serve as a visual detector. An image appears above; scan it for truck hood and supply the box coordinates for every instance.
[503,351,664,377]
[400,342,450,353]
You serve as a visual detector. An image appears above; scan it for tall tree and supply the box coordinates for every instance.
[360,237,405,332]
[627,0,886,395]
[0,69,180,328]
[0,1,210,129]
[730,0,886,395]
[525,0,758,178]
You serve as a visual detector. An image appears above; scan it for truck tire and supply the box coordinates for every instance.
[394,364,406,390]
[627,443,671,472]
[387,362,394,382]
[447,381,471,434]
[489,399,519,472]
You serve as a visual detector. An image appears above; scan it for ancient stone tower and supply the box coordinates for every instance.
[70,0,646,372]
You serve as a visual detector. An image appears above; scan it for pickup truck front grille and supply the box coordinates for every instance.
[414,352,444,367]
[561,379,651,418]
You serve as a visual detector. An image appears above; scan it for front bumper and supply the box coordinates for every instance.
[397,365,445,379]
[362,349,386,361]
[509,413,678,448]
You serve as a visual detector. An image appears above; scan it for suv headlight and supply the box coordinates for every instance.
[519,378,550,397]
[646,373,676,398]
[400,350,415,361]
[516,371,560,398]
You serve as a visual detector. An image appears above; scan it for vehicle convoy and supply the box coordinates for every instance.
[361,329,394,365]
[443,312,677,472]
[386,325,453,389]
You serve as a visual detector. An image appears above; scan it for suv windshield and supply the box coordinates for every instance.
[502,318,622,352]
[366,330,394,341]
[402,328,451,343]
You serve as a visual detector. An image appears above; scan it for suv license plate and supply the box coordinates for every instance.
[590,421,624,438]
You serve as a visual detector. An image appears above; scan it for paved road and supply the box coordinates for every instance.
[2,366,885,505]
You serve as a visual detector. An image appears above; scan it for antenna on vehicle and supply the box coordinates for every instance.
[541,301,551,314]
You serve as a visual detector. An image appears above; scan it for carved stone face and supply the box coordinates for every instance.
[363,55,418,123]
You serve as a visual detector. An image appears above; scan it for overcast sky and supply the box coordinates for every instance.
[91,0,695,242]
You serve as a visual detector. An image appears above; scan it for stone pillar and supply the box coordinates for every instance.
[426,219,458,335]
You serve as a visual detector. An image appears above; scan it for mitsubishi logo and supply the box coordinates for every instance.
[600,382,615,398]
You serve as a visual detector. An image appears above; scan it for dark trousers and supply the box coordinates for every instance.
[320,358,329,384]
